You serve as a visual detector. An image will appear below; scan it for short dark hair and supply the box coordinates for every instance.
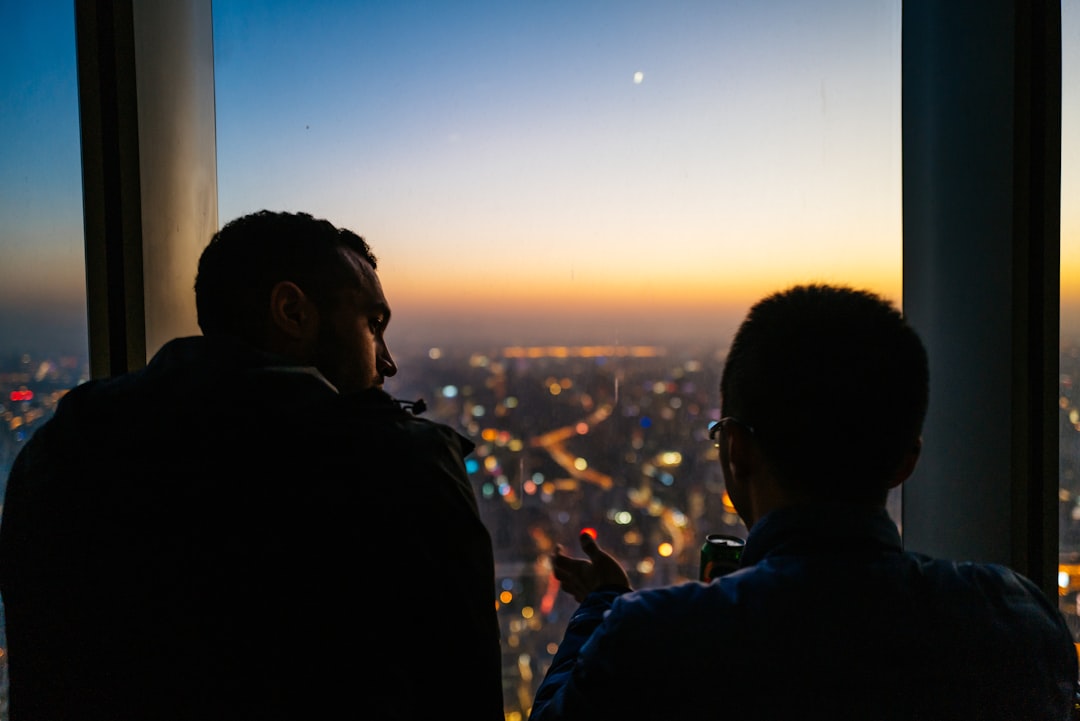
[719,284,929,502]
[195,210,376,341]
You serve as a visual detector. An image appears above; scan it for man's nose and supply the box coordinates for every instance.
[379,348,398,378]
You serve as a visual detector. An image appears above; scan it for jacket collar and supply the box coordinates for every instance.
[740,503,902,568]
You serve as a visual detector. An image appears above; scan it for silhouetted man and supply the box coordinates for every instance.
[530,284,1078,721]
[0,210,504,721]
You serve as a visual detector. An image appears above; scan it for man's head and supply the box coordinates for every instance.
[194,210,396,394]
[718,284,929,514]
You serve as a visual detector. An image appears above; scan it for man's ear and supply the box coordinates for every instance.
[887,436,923,489]
[269,280,316,340]
[725,422,762,478]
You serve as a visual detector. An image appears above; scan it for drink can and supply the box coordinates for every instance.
[699,533,745,581]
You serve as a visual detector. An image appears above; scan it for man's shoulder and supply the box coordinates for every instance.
[337,389,468,437]
[906,553,1051,599]
[607,581,737,634]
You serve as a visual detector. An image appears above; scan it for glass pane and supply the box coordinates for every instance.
[0,2,89,718]
[1060,0,1080,648]
[213,2,901,716]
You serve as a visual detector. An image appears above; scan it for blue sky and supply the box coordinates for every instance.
[212,0,904,348]
[2,1,1077,355]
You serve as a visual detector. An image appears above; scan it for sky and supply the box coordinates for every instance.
[1,1,1077,355]
[212,0,904,348]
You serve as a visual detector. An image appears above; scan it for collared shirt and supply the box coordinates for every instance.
[530,504,1079,721]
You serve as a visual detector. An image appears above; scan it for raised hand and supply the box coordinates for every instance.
[551,532,632,602]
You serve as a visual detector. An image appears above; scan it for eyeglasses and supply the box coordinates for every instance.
[707,416,755,447]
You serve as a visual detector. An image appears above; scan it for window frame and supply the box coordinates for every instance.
[75,0,1063,597]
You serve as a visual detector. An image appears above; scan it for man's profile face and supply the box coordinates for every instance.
[311,248,397,394]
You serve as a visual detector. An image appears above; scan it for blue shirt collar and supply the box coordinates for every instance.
[740,503,902,568]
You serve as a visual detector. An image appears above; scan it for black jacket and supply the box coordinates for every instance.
[0,335,503,721]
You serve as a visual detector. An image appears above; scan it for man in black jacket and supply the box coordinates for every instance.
[0,210,503,720]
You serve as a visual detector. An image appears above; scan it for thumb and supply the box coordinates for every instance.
[579,531,602,558]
